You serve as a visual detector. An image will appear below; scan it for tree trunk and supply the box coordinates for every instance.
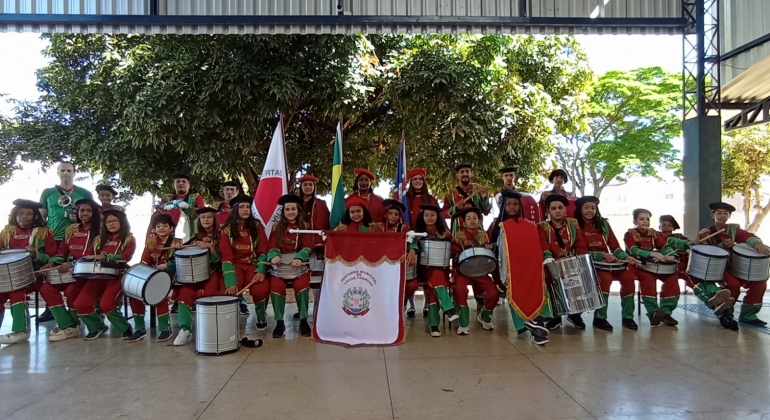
[742,191,751,228]
[593,184,603,198]
[747,193,770,233]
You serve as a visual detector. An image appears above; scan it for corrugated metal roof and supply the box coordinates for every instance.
[720,0,770,104]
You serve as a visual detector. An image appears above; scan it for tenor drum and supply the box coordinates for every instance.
[593,261,627,272]
[195,295,240,356]
[456,246,497,277]
[405,263,417,280]
[0,252,35,293]
[174,246,211,284]
[636,260,678,276]
[121,264,172,305]
[45,269,76,285]
[546,254,604,315]
[687,245,729,281]
[73,258,123,280]
[730,243,770,282]
[268,253,308,280]
[418,239,451,268]
[309,251,324,289]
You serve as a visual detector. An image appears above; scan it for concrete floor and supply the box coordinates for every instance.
[2,294,770,420]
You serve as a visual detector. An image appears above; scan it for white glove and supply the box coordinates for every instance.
[543,258,555,266]
[320,232,327,242]
[177,201,189,209]
[163,204,176,211]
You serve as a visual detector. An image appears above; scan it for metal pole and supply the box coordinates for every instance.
[696,0,705,116]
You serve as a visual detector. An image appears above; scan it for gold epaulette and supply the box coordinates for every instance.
[0,225,14,246]
[566,218,579,229]
[64,224,79,242]
[333,224,347,231]
[145,236,157,250]
[171,238,183,247]
[162,193,175,202]
[627,227,656,242]
[476,232,490,245]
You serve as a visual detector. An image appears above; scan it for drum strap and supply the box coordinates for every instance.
[29,228,39,248]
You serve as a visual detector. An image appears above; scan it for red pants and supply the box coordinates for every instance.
[454,274,498,310]
[234,263,269,303]
[39,280,86,308]
[0,290,26,306]
[404,279,434,303]
[634,269,680,299]
[269,272,310,296]
[74,279,123,315]
[597,269,635,296]
[677,258,695,289]
[723,271,767,306]
[129,297,169,317]
[177,272,224,307]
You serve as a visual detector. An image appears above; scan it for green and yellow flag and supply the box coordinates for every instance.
[330,120,346,228]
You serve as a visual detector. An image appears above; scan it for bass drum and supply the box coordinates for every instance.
[730,243,770,281]
[122,264,172,305]
[687,245,729,281]
[195,295,240,356]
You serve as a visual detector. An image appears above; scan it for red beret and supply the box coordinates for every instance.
[407,168,426,180]
[354,168,376,182]
[345,195,368,210]
[298,174,319,184]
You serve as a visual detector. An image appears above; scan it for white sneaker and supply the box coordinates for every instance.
[430,326,441,337]
[173,329,193,346]
[477,314,494,330]
[0,331,30,345]
[49,326,79,342]
[456,326,470,335]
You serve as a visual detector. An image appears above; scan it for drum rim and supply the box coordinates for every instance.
[691,245,729,258]
[142,270,171,305]
[732,244,768,260]
[0,252,32,263]
[195,294,240,305]
[174,247,209,258]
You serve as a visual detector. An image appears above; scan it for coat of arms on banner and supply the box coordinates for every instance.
[342,287,371,317]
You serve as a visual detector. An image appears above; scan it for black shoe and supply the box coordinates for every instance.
[84,325,109,341]
[423,307,429,317]
[126,328,147,343]
[525,318,549,339]
[517,327,528,335]
[592,318,613,331]
[36,308,54,323]
[444,308,459,322]
[170,301,178,314]
[157,329,173,342]
[256,320,268,331]
[545,317,562,330]
[293,312,300,320]
[121,326,133,340]
[720,315,740,331]
[649,309,666,327]
[662,314,679,327]
[567,314,586,330]
[532,334,549,346]
[239,303,249,315]
[299,319,311,337]
[191,304,196,313]
[622,319,639,331]
[272,320,286,338]
[406,308,415,318]
[740,318,768,327]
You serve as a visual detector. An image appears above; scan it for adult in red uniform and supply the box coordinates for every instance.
[216,180,242,228]
[296,174,329,320]
[73,209,136,340]
[267,195,313,338]
[539,169,576,222]
[401,168,441,224]
[40,199,101,342]
[345,168,385,223]
[219,195,270,330]
[494,166,540,224]
[0,199,57,345]
[148,172,206,237]
[382,200,419,317]
[575,196,640,331]
[538,194,589,330]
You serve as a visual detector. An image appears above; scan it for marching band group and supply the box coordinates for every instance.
[0,161,768,349]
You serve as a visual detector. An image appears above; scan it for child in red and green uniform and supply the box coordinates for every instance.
[126,213,180,342]
[575,196,641,331]
[219,195,270,330]
[267,195,313,338]
[174,207,224,346]
[624,208,690,327]
[659,215,695,291]
[382,199,420,318]
[40,199,101,342]
[73,209,136,340]
[414,204,458,337]
[333,196,384,232]
[697,202,770,330]
[0,199,57,345]
[538,194,589,330]
[452,207,499,335]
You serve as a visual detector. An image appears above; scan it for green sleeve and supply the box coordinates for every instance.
[76,186,93,200]
[222,262,237,288]
[166,251,176,276]
[408,241,419,251]
[590,250,604,261]
[629,246,651,259]
[39,188,53,208]
[296,247,311,262]
[543,250,554,260]
[209,250,221,264]
[34,238,51,264]
[255,253,267,274]
[659,244,676,255]
[747,237,762,246]
[613,248,629,260]
[267,248,282,261]
[667,236,689,251]
[105,253,121,262]
[49,254,65,265]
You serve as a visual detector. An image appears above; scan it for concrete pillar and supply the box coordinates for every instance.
[682,115,722,237]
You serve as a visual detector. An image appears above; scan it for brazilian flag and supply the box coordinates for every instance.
[330,121,346,228]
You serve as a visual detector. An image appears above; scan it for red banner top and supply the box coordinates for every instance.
[325,231,406,265]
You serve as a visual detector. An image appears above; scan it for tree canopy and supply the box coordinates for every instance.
[553,67,681,197]
[0,33,590,201]
[722,126,770,233]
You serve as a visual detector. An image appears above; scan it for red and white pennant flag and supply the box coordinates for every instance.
[253,120,288,237]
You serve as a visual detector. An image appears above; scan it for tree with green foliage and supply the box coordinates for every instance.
[553,67,681,198]
[722,126,770,233]
[0,34,590,201]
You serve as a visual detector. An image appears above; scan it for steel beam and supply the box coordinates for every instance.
[724,97,770,132]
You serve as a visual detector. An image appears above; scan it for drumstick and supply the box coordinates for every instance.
[34,266,61,274]
[695,228,726,244]
[257,261,311,266]
[458,185,488,205]
[236,280,258,295]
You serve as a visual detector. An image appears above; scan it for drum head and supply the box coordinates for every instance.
[196,295,240,305]
[0,249,28,255]
[0,252,31,264]
[691,245,729,258]
[733,243,764,258]
[175,246,208,258]
[144,271,172,306]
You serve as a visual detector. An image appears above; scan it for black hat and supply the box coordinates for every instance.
[659,215,680,231]
[454,163,472,172]
[575,196,600,210]
[102,208,126,219]
[196,207,218,215]
[501,190,522,201]
[419,204,442,213]
[382,199,407,213]
[456,207,482,220]
[709,202,736,213]
[171,172,191,181]
[277,194,303,207]
[12,199,42,209]
[229,194,253,207]
[75,198,101,210]
[499,166,518,174]
[222,180,242,189]
[548,169,569,183]
[545,194,568,208]
[95,185,118,196]
[151,213,176,228]
[632,208,652,220]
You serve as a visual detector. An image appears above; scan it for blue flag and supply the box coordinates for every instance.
[396,131,410,225]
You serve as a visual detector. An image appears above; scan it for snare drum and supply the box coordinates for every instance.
[687,245,729,281]
[174,246,211,284]
[268,253,309,280]
[730,243,770,281]
[418,239,451,268]
[593,261,627,272]
[195,295,240,356]
[0,252,35,293]
[73,258,123,280]
[121,264,172,305]
[456,246,497,277]
[45,269,76,285]
[545,254,604,315]
[636,259,678,276]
